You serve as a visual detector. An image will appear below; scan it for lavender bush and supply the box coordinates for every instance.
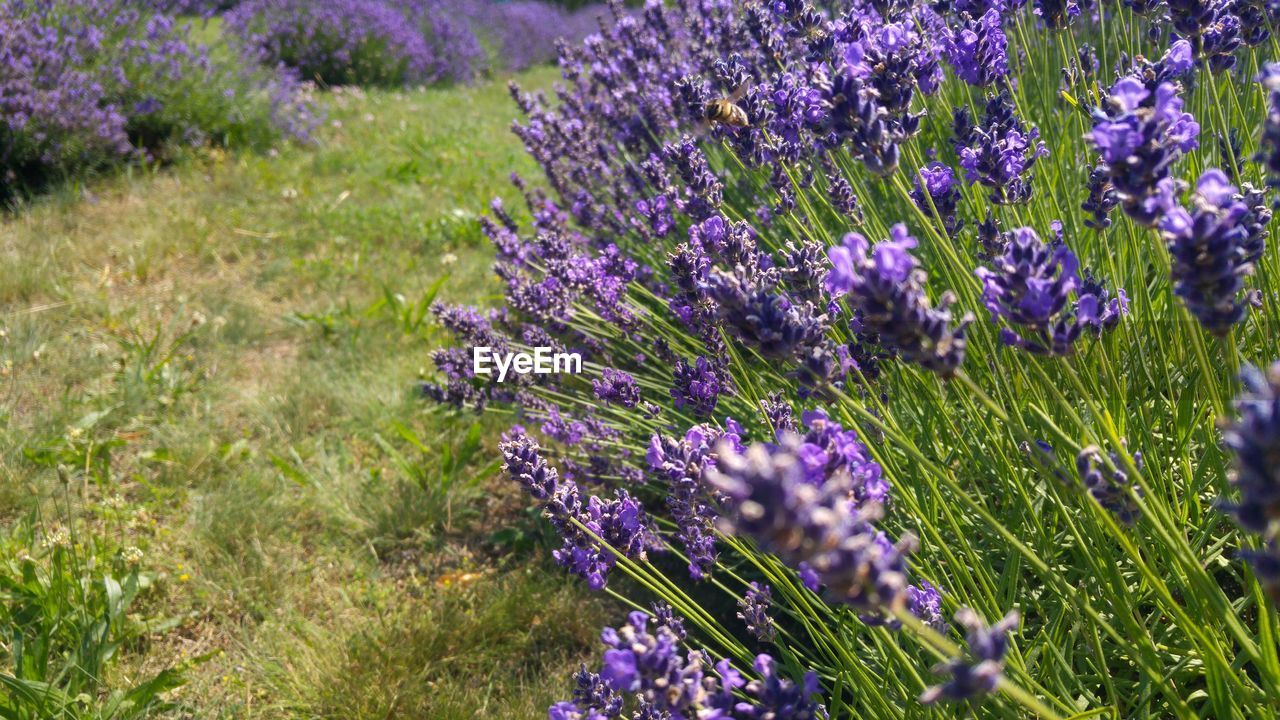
[422,0,1280,717]
[0,0,312,201]
[226,0,607,87]
[459,1,611,72]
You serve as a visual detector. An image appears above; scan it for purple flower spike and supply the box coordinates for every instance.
[1222,362,1280,601]
[502,431,656,591]
[953,93,1048,205]
[1159,169,1260,335]
[648,423,745,580]
[1076,445,1144,525]
[910,162,964,238]
[976,226,1126,356]
[1089,79,1199,226]
[942,8,1009,87]
[671,356,726,417]
[707,434,914,611]
[907,581,946,632]
[552,610,825,719]
[738,582,777,643]
[825,225,972,377]
[921,608,1020,704]
[1259,65,1280,188]
[593,368,641,409]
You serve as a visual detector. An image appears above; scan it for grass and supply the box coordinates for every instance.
[0,64,610,717]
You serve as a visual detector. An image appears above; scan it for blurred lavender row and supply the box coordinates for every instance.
[224,0,612,86]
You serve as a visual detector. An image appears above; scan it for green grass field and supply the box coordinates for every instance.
[0,66,610,718]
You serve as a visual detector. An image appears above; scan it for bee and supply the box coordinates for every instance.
[705,97,749,127]
[704,84,750,128]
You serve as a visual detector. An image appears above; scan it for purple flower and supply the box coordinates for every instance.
[1260,64,1280,188]
[501,433,560,500]
[1167,0,1243,73]
[738,582,777,643]
[1076,445,1144,525]
[671,356,725,417]
[910,162,964,238]
[502,431,656,591]
[907,581,945,631]
[1159,169,1260,335]
[825,225,972,377]
[593,368,641,408]
[648,423,744,580]
[1034,0,1094,28]
[953,92,1048,205]
[1088,79,1200,226]
[976,226,1126,355]
[706,434,914,611]
[1081,161,1119,231]
[921,609,1020,704]
[1221,363,1280,545]
[555,610,825,719]
[792,409,889,506]
[942,8,1008,86]
[704,267,827,360]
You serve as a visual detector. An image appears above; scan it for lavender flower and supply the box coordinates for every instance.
[1159,169,1259,335]
[1088,78,1200,226]
[921,608,1020,704]
[1222,363,1280,533]
[502,432,656,590]
[910,162,964,238]
[705,267,827,360]
[1081,161,1119,231]
[738,582,777,642]
[1034,0,1093,28]
[976,226,1126,355]
[593,368,641,408]
[648,423,744,580]
[942,8,1009,87]
[907,581,945,632]
[1219,363,1280,600]
[1076,445,1144,525]
[953,93,1048,205]
[1167,0,1244,73]
[501,433,560,500]
[707,434,914,611]
[554,610,825,719]
[793,409,889,506]
[1259,64,1280,187]
[825,225,972,377]
[671,356,726,417]
[1231,0,1274,47]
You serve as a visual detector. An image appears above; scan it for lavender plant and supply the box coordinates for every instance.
[0,0,312,200]
[425,0,1280,717]
[226,0,607,87]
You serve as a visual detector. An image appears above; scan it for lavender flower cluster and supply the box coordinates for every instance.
[1222,363,1280,601]
[551,609,826,719]
[418,0,1280,714]
[502,432,657,590]
[0,0,312,199]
